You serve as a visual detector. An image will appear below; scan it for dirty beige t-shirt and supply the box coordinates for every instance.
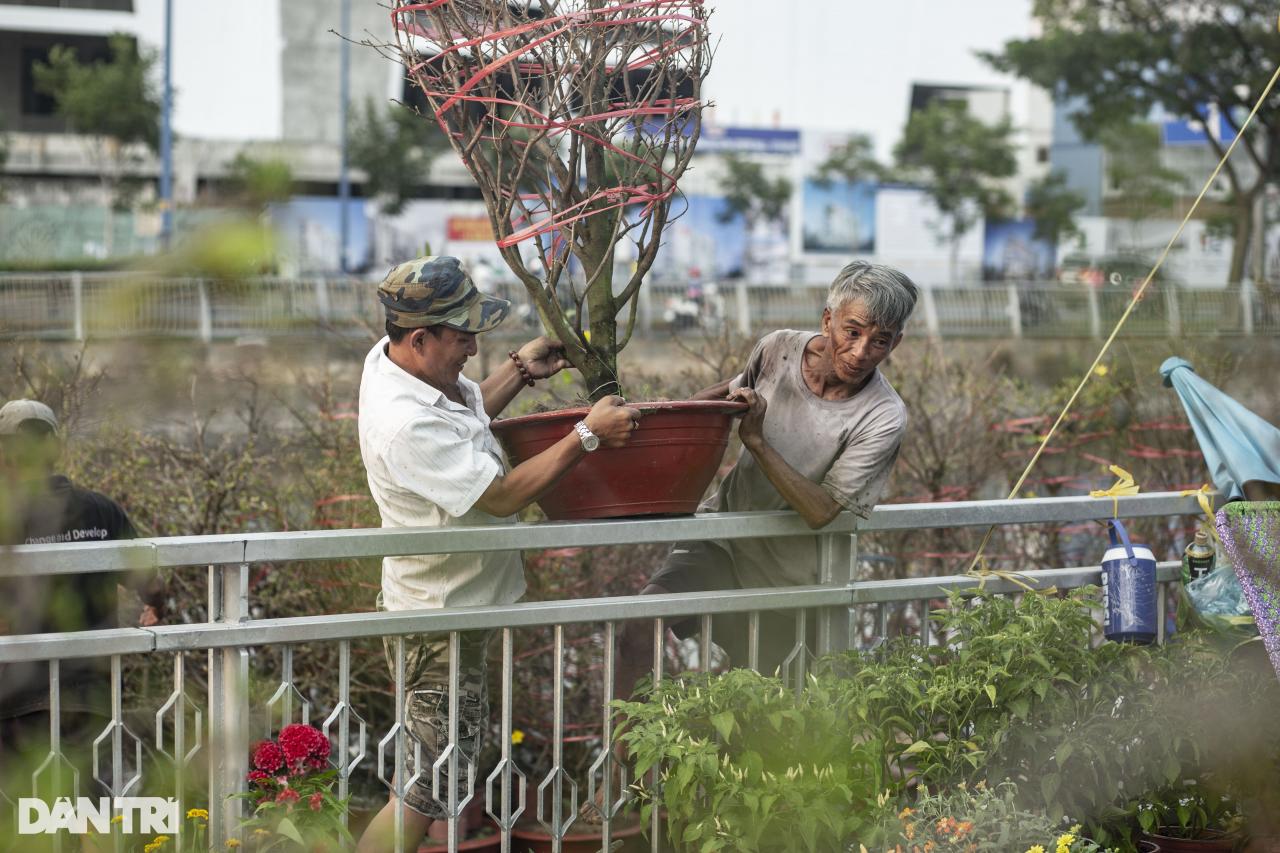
[703,329,907,588]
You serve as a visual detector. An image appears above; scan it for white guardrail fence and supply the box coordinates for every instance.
[0,273,1276,342]
[0,492,1204,852]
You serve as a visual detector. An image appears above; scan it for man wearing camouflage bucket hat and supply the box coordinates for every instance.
[357,256,639,851]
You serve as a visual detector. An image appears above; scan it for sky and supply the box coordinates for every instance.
[702,0,1037,158]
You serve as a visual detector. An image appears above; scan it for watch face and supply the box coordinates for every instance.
[576,421,600,452]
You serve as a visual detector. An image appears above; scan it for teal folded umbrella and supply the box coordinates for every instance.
[1160,357,1280,500]
[1162,357,1280,679]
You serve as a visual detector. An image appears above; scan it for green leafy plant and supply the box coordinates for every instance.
[234,724,352,851]
[875,781,1108,853]
[615,669,891,852]
[1130,781,1243,841]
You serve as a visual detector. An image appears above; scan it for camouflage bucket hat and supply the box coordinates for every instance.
[378,256,511,333]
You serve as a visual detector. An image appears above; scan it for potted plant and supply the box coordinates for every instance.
[875,781,1117,853]
[235,723,355,851]
[392,0,743,519]
[1133,782,1246,852]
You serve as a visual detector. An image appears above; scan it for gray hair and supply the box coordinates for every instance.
[825,261,919,332]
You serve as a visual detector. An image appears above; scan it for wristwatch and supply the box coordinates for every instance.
[574,420,600,452]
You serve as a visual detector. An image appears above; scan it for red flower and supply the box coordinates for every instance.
[246,770,272,786]
[276,787,300,805]
[251,740,285,773]
[309,793,324,812]
[278,724,330,771]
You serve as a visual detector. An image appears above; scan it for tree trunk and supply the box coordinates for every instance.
[573,208,622,402]
[1228,192,1255,285]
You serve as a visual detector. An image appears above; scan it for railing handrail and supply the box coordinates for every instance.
[0,492,1205,577]
[0,563,1183,663]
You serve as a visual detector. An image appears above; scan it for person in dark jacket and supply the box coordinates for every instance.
[0,399,156,812]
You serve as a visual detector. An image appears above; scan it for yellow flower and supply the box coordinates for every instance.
[905,822,916,840]
[155,836,171,844]
[226,841,242,849]
[898,807,914,819]
[1026,847,1045,853]
[1094,364,1109,377]
[143,845,159,853]
[956,821,973,835]
[511,729,526,745]
[253,829,270,837]
[110,815,125,825]
[187,808,210,820]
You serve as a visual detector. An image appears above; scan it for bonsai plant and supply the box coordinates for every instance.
[392,0,743,519]
[392,0,712,400]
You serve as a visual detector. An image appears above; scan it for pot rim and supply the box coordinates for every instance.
[492,399,747,429]
[1144,827,1239,840]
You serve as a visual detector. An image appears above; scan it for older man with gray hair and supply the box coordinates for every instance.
[617,260,918,690]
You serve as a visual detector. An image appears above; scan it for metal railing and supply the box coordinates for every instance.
[2,272,1276,342]
[0,492,1203,851]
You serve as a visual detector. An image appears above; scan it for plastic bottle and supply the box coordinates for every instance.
[1182,528,1216,583]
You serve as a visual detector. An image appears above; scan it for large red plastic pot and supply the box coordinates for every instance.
[490,400,746,520]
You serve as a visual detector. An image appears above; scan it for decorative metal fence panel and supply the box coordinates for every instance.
[0,493,1202,852]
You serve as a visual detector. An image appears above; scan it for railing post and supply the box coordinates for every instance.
[1086,286,1102,340]
[197,279,213,343]
[1241,281,1255,336]
[314,277,331,322]
[638,284,653,334]
[71,271,85,341]
[1166,285,1181,337]
[921,286,940,338]
[1007,284,1023,339]
[815,528,853,656]
[734,279,751,336]
[208,563,250,849]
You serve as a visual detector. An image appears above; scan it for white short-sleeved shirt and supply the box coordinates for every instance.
[358,338,525,612]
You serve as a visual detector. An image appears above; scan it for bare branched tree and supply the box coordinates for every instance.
[393,0,712,399]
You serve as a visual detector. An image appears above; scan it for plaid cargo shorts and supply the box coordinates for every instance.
[381,628,493,820]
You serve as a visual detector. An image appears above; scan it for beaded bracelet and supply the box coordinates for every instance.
[508,350,536,387]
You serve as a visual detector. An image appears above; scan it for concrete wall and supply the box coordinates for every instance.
[279,0,399,146]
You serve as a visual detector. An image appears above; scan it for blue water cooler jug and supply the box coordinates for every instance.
[1100,519,1158,644]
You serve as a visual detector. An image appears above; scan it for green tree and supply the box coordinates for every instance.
[226,152,295,209]
[714,153,793,274]
[894,99,1016,283]
[1026,169,1087,248]
[1098,121,1184,244]
[33,33,162,254]
[813,133,887,186]
[348,98,448,216]
[983,0,1280,284]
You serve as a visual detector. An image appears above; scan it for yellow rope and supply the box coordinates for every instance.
[966,49,1280,575]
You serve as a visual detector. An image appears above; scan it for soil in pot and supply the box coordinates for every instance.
[1141,830,1240,852]
[510,817,645,853]
[492,400,746,520]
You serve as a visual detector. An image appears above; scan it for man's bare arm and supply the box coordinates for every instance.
[473,396,640,517]
[473,430,585,517]
[730,387,842,529]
